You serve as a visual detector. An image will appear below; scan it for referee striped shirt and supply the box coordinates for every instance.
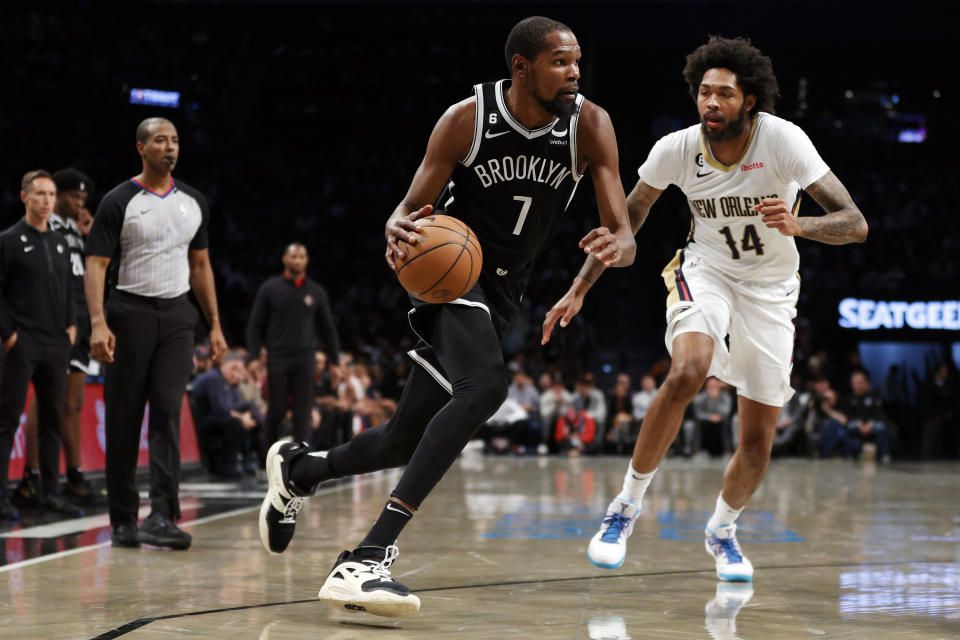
[86,178,210,299]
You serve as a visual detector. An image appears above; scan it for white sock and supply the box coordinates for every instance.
[615,464,657,505]
[706,493,743,536]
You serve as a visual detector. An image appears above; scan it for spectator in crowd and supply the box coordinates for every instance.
[555,407,598,457]
[540,374,574,452]
[240,358,268,415]
[686,377,734,457]
[190,352,262,477]
[918,363,958,459]
[809,378,853,458]
[312,350,352,450]
[85,117,227,549]
[631,374,658,425]
[16,168,101,509]
[605,373,636,454]
[247,243,340,450]
[838,370,893,462]
[507,364,541,439]
[573,372,607,435]
[0,170,79,520]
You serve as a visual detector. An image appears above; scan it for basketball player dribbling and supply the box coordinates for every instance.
[543,36,868,582]
[258,16,636,618]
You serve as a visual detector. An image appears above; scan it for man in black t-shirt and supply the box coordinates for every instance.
[246,243,340,450]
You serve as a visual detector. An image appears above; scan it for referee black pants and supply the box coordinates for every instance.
[0,333,69,497]
[104,291,197,527]
[264,357,314,449]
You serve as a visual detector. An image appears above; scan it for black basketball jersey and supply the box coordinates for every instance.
[436,79,584,285]
[49,212,87,319]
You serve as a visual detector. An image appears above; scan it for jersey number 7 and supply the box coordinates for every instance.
[512,195,532,235]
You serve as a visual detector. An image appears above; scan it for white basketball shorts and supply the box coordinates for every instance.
[660,248,799,407]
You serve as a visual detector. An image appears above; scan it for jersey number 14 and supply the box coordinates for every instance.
[719,224,764,260]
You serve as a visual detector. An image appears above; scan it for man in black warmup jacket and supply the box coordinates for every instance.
[246,243,340,451]
[0,170,78,520]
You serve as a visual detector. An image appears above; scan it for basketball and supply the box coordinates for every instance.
[395,214,483,304]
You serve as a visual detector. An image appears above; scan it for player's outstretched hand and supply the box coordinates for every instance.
[579,226,622,266]
[385,204,433,270]
[756,198,801,236]
[542,288,585,345]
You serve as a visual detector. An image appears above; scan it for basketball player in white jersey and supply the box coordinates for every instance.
[542,36,867,581]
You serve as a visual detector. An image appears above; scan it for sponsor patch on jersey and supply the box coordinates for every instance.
[741,161,764,172]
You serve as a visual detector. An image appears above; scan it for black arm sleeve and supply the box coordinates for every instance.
[86,189,126,258]
[316,285,340,366]
[188,191,210,251]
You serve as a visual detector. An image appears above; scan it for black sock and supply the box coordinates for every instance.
[289,452,338,493]
[358,500,414,549]
[67,468,83,484]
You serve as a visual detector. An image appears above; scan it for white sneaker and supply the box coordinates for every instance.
[258,440,313,554]
[317,545,421,618]
[704,524,754,582]
[587,499,640,569]
[705,582,754,640]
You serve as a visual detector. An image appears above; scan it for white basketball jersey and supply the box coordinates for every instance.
[639,112,829,282]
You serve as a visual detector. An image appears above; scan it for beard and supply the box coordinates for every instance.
[701,106,751,143]
[535,89,576,118]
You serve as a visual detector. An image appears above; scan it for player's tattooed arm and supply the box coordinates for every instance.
[626,179,663,234]
[575,179,663,284]
[798,171,868,245]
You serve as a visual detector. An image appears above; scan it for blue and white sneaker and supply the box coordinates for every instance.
[587,499,640,569]
[705,524,753,582]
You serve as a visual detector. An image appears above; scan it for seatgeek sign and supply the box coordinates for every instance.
[839,298,960,331]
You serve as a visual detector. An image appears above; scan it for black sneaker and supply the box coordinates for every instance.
[39,493,85,518]
[136,513,192,550]
[258,440,316,554]
[0,495,19,521]
[12,472,41,508]
[112,522,140,547]
[63,474,107,505]
[316,545,421,618]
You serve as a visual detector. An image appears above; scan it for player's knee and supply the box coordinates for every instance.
[738,439,772,468]
[457,367,508,419]
[663,361,708,400]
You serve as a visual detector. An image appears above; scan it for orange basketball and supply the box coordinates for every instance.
[395,214,483,304]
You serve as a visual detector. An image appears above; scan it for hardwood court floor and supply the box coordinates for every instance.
[2,455,959,639]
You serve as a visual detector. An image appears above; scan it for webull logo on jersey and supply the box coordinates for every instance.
[689,194,778,219]
[473,155,572,190]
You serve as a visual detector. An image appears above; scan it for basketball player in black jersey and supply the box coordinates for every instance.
[258,16,635,618]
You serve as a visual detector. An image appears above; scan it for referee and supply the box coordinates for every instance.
[247,243,340,447]
[85,117,227,549]
[0,170,77,521]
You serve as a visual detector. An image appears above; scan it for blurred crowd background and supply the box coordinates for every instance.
[2,2,956,471]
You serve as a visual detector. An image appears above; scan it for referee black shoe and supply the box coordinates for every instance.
[111,522,140,548]
[136,513,192,550]
[259,440,315,555]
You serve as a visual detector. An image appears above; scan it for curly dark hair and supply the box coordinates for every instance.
[682,36,779,114]
[504,16,572,73]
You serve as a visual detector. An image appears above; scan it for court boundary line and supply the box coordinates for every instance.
[85,558,959,639]
[0,474,386,575]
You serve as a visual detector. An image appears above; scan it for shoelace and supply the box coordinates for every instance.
[280,497,304,524]
[364,544,400,580]
[712,536,743,563]
[599,513,631,543]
